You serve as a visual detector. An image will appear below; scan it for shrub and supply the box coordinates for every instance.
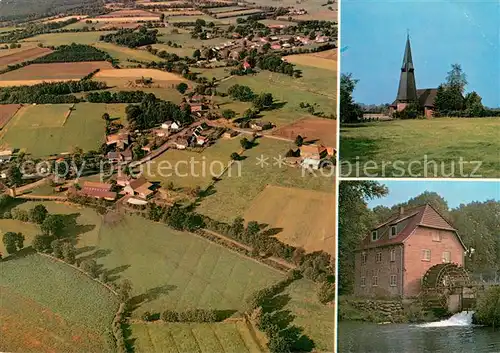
[474,286,500,328]
[161,310,179,322]
[80,259,99,278]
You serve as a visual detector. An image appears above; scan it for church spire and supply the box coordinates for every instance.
[396,32,418,103]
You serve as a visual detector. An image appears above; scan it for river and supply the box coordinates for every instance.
[339,312,500,353]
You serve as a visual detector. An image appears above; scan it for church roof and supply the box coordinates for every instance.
[391,88,438,108]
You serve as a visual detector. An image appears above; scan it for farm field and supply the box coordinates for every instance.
[214,9,263,18]
[207,6,246,13]
[132,321,266,353]
[143,138,241,189]
[271,117,337,147]
[282,278,335,352]
[93,42,161,65]
[166,14,227,24]
[82,214,285,318]
[99,9,159,18]
[0,61,113,86]
[218,67,336,119]
[258,19,297,27]
[64,20,110,30]
[0,46,52,69]
[0,104,21,129]
[0,103,126,156]
[284,50,337,71]
[150,43,194,57]
[22,31,113,46]
[244,185,335,256]
[340,118,500,177]
[196,138,335,222]
[94,68,186,87]
[0,254,119,353]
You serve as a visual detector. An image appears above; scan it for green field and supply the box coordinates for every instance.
[94,42,160,65]
[283,279,335,352]
[0,254,119,353]
[166,14,228,25]
[340,118,500,177]
[218,66,336,125]
[196,138,335,222]
[0,103,126,156]
[150,43,195,58]
[156,28,226,50]
[143,138,242,189]
[132,321,265,353]
[22,31,113,46]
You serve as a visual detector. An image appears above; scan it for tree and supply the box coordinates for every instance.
[29,204,48,224]
[240,137,252,150]
[317,281,335,304]
[230,152,241,160]
[222,109,236,119]
[176,82,188,94]
[294,135,303,147]
[102,113,110,121]
[445,63,467,94]
[41,214,65,238]
[80,259,99,278]
[464,91,485,117]
[192,49,201,60]
[338,181,387,294]
[7,165,23,186]
[340,73,362,123]
[118,279,133,302]
[268,333,291,353]
[51,239,63,258]
[253,92,274,110]
[474,286,500,328]
[32,234,53,252]
[62,242,76,264]
[161,310,179,322]
[2,232,24,254]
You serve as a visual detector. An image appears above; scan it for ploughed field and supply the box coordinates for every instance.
[0,254,119,353]
[0,46,53,69]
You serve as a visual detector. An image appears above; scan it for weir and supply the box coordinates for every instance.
[416,311,474,328]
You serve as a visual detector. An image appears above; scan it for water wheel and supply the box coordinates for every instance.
[420,263,470,310]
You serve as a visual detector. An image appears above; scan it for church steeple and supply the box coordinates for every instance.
[396,32,418,103]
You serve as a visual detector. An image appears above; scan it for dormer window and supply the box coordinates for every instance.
[391,226,397,237]
[371,230,378,241]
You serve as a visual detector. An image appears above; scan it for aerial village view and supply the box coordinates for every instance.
[339,0,500,178]
[0,0,337,352]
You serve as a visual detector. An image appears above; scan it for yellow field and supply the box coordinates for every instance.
[95,68,186,82]
[0,79,79,87]
[244,185,336,256]
[86,17,160,23]
[93,42,160,64]
[42,15,88,23]
[284,50,337,71]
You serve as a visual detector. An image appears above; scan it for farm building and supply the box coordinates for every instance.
[223,130,238,139]
[301,158,321,170]
[389,35,439,118]
[173,137,189,149]
[123,176,155,200]
[300,145,328,160]
[106,132,130,150]
[78,181,117,201]
[354,204,467,298]
[0,149,13,163]
[107,149,132,163]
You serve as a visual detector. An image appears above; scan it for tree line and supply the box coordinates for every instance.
[100,27,159,48]
[0,80,107,104]
[86,90,148,104]
[125,93,193,130]
[0,18,79,43]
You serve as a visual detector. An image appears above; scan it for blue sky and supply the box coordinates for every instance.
[367,180,500,209]
[341,0,500,107]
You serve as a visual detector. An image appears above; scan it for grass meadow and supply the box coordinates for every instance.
[21,31,113,46]
[132,321,265,353]
[0,103,126,156]
[0,254,118,353]
[196,138,335,222]
[340,118,500,177]
[94,42,160,65]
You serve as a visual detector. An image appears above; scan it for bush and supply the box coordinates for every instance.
[142,311,154,321]
[474,286,500,328]
[80,259,99,278]
[161,310,179,322]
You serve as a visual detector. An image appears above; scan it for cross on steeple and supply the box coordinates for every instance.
[396,31,418,103]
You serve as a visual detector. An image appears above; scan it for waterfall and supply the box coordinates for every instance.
[417,311,474,327]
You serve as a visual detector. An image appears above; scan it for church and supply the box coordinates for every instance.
[389,35,438,118]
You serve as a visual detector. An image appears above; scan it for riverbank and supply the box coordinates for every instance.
[338,296,440,324]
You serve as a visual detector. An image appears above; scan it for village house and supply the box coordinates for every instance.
[354,204,467,298]
[107,149,132,163]
[271,43,282,50]
[123,176,155,200]
[195,135,207,146]
[300,145,329,160]
[250,121,273,131]
[301,157,321,170]
[106,131,130,150]
[78,181,117,201]
[161,121,180,132]
[389,35,439,118]
[0,149,13,163]
[116,174,133,187]
[173,137,189,150]
[154,129,168,138]
[223,130,238,139]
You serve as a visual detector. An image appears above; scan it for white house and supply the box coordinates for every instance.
[170,121,181,131]
[301,158,321,170]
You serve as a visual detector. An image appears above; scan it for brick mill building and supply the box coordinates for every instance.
[354,204,467,298]
[389,34,439,118]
